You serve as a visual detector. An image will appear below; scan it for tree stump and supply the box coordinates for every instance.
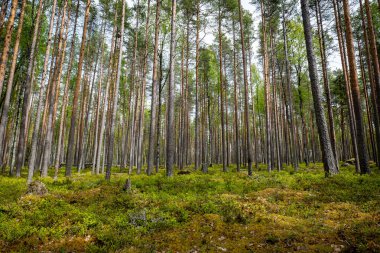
[123,178,131,191]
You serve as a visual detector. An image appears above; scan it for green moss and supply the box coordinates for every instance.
[0,163,379,252]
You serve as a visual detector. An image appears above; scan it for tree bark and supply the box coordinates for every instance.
[342,0,369,174]
[0,0,26,167]
[300,0,339,176]
[147,0,161,175]
[16,0,44,177]
[65,0,91,177]
[166,0,177,177]
[315,0,338,166]
[261,0,272,172]
[238,0,253,175]
[0,0,18,94]
[105,0,125,181]
[218,2,227,172]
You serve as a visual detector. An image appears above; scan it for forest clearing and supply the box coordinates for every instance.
[1,163,379,252]
[1,0,380,251]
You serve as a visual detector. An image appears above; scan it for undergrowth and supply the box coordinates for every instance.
[0,163,379,252]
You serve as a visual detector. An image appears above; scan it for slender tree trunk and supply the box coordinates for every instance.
[41,0,68,177]
[238,0,252,175]
[300,0,339,176]
[358,41,377,162]
[136,0,151,174]
[16,0,44,177]
[218,3,227,172]
[0,0,18,93]
[97,14,117,175]
[56,0,81,172]
[232,20,240,172]
[0,0,26,167]
[28,0,58,179]
[65,0,91,177]
[105,0,125,181]
[261,0,272,172]
[147,0,161,175]
[194,1,200,170]
[316,0,338,165]
[332,0,360,171]
[128,0,140,174]
[281,2,298,170]
[166,0,177,177]
[342,0,369,174]
[363,0,380,166]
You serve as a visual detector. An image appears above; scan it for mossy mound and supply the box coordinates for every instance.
[27,180,48,196]
[0,163,379,252]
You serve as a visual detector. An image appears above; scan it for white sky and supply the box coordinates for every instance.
[123,0,341,72]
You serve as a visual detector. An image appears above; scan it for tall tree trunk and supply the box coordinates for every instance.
[15,0,44,177]
[105,0,125,181]
[28,0,58,179]
[315,0,338,165]
[281,1,298,170]
[166,0,177,177]
[96,13,117,175]
[261,0,272,172]
[65,0,91,177]
[0,0,26,167]
[0,0,18,93]
[128,0,140,174]
[56,0,81,172]
[194,1,200,170]
[136,0,151,174]
[332,0,360,171]
[232,20,240,172]
[363,0,380,166]
[218,2,227,172]
[358,41,377,162]
[300,0,339,176]
[147,0,161,175]
[41,0,68,177]
[342,0,369,174]
[238,0,253,175]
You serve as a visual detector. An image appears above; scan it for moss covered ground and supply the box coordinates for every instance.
[0,163,379,252]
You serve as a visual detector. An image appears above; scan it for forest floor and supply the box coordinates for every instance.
[0,163,379,252]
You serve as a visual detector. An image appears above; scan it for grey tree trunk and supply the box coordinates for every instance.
[147,0,161,175]
[281,2,298,171]
[261,0,272,172]
[166,0,177,177]
[41,1,69,177]
[300,0,339,176]
[136,0,151,174]
[238,0,253,175]
[105,0,125,181]
[315,0,338,166]
[218,3,227,172]
[96,14,117,175]
[194,1,200,170]
[232,20,240,172]
[55,0,81,173]
[65,0,91,177]
[29,0,58,178]
[16,0,44,178]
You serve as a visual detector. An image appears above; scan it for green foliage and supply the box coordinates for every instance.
[0,164,379,252]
